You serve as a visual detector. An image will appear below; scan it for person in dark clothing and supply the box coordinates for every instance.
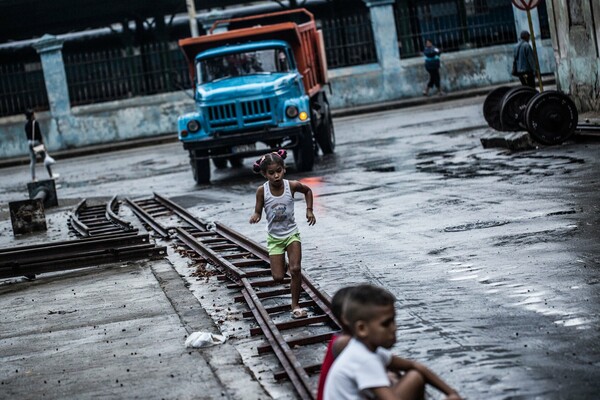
[513,30,537,88]
[423,39,444,96]
[24,109,57,181]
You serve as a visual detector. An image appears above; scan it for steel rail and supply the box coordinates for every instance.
[125,197,170,238]
[153,192,210,232]
[215,220,340,327]
[214,221,270,263]
[0,233,149,263]
[126,193,341,398]
[69,199,90,236]
[105,195,135,231]
[174,227,247,280]
[0,245,166,279]
[70,197,136,237]
[241,286,314,400]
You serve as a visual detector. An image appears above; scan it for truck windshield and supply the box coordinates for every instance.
[197,48,291,83]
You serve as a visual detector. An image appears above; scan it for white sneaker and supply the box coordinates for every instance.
[51,173,60,179]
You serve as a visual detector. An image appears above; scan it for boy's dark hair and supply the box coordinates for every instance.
[331,286,356,331]
[25,109,34,120]
[252,149,287,174]
[343,284,395,330]
[520,30,530,40]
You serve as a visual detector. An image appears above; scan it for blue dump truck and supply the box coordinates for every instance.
[178,9,334,183]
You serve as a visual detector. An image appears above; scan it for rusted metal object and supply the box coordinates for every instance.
[9,198,46,235]
[27,179,58,208]
[69,196,136,237]
[525,90,579,145]
[0,233,166,279]
[9,179,59,235]
[482,88,580,145]
[125,197,170,238]
[500,86,537,131]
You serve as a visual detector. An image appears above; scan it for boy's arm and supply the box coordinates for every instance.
[331,334,351,358]
[289,180,315,226]
[388,356,462,399]
[249,186,264,224]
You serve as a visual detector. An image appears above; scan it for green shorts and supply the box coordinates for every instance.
[267,232,301,255]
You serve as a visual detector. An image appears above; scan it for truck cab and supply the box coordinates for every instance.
[178,9,335,184]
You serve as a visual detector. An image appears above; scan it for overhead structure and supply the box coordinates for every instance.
[0,0,253,42]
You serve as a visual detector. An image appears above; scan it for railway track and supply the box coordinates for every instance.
[126,193,341,399]
[69,195,136,237]
[2,191,339,398]
[0,232,166,279]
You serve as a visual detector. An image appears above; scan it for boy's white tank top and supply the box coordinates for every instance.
[263,179,298,239]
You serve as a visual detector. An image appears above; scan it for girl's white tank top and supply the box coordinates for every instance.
[263,179,298,239]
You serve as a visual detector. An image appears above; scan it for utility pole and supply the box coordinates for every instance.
[186,0,200,37]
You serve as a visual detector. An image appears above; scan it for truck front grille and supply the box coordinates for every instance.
[207,103,237,129]
[241,99,272,124]
[206,99,273,130]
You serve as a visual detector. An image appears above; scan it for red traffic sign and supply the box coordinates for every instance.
[511,0,540,10]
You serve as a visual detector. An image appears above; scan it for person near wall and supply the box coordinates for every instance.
[423,39,444,96]
[24,109,58,181]
[513,30,537,89]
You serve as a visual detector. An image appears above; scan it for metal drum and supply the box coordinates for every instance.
[500,86,538,131]
[525,90,578,145]
[483,86,512,131]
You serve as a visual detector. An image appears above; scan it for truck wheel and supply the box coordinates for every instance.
[294,125,315,172]
[316,101,335,154]
[213,158,228,169]
[229,156,244,168]
[190,152,210,184]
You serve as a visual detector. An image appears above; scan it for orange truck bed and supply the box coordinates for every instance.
[179,8,328,98]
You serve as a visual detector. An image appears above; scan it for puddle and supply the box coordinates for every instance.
[444,220,509,232]
[360,159,397,173]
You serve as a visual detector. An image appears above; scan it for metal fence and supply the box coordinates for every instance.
[320,12,377,69]
[395,0,517,59]
[0,61,49,118]
[64,41,190,106]
[537,1,551,39]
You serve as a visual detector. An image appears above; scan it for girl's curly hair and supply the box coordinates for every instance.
[252,149,287,174]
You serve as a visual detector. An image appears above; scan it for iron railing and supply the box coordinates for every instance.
[64,41,189,106]
[0,61,49,118]
[395,0,518,59]
[320,12,377,68]
[537,1,551,39]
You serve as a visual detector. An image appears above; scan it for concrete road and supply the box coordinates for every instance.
[1,95,599,399]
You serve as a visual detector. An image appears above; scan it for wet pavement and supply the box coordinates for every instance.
[1,95,599,399]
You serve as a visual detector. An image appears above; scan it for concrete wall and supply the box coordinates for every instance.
[0,41,555,159]
[329,41,554,107]
[546,0,600,113]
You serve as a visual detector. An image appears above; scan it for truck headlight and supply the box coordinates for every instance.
[187,120,200,132]
[285,105,299,119]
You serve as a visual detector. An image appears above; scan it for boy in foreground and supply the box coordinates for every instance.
[323,284,462,400]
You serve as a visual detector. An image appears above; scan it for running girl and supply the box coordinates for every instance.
[249,150,316,319]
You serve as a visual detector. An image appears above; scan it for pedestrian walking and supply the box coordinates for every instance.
[513,30,537,88]
[423,39,444,96]
[249,150,316,319]
[24,109,57,181]
[323,284,463,400]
